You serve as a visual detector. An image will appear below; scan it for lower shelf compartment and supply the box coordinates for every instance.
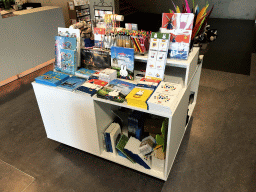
[100,151,166,180]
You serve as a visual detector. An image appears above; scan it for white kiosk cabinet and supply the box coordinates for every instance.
[32,47,202,181]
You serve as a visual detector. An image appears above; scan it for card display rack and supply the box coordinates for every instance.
[32,47,202,181]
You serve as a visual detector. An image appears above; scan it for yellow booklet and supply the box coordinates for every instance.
[126,88,153,109]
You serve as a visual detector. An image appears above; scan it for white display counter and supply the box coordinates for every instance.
[32,47,202,180]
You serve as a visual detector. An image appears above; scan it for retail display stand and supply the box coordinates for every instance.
[68,2,91,24]
[32,47,202,181]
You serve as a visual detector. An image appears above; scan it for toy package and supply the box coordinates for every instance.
[111,46,135,80]
[147,82,182,113]
[81,48,111,70]
[58,76,85,91]
[35,71,70,87]
[60,49,77,75]
[125,88,153,110]
[55,36,77,72]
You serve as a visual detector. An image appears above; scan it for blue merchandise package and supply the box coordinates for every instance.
[55,36,77,72]
[35,71,69,87]
[60,49,77,75]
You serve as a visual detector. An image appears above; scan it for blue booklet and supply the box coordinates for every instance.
[60,49,77,75]
[58,76,85,91]
[75,68,96,79]
[35,71,69,87]
[55,36,77,72]
[111,46,134,80]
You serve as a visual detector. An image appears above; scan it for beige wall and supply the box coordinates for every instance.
[28,0,115,27]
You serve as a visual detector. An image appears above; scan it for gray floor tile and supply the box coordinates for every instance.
[0,160,34,192]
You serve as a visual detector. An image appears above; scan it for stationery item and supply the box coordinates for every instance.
[35,71,69,87]
[60,49,77,75]
[116,134,136,163]
[55,36,77,72]
[99,68,117,83]
[111,46,135,80]
[124,137,151,169]
[75,68,96,79]
[126,88,153,110]
[147,82,182,113]
[58,76,85,91]
[146,32,170,80]
[81,48,111,70]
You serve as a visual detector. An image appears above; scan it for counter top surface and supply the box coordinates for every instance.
[1,6,60,17]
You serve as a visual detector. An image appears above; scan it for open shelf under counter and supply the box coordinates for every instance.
[92,85,187,118]
[100,151,166,180]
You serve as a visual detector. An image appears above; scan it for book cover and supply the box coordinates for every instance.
[137,78,161,89]
[124,137,151,169]
[110,125,121,155]
[58,76,85,91]
[35,71,70,87]
[75,68,96,79]
[55,36,77,72]
[111,46,135,80]
[76,79,107,96]
[126,88,153,109]
[116,134,136,163]
[81,48,110,70]
[60,49,77,75]
[108,79,136,96]
[97,86,126,103]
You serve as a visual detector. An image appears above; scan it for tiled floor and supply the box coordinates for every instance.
[0,160,34,192]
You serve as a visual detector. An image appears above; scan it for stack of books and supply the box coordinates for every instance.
[99,68,117,83]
